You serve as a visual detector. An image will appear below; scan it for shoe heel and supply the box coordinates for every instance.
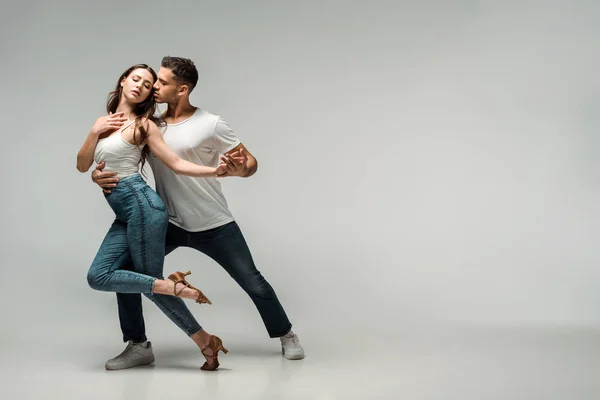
[168,271,192,283]
[200,335,227,371]
[215,337,228,354]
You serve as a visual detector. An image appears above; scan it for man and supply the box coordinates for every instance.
[92,56,304,370]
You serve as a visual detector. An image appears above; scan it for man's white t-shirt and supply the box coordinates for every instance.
[147,108,240,232]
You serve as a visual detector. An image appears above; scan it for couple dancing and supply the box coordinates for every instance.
[76,56,304,371]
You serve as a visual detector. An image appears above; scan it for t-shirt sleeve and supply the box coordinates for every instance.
[212,117,241,154]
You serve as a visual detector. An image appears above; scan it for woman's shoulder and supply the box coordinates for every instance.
[138,117,162,131]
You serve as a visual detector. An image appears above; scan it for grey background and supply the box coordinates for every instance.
[1,0,599,398]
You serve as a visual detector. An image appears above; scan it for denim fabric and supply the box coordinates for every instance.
[87,174,202,339]
[117,221,292,341]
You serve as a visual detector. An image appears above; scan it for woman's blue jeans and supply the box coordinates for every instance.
[87,174,202,336]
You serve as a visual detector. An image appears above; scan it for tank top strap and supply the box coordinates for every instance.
[120,119,136,131]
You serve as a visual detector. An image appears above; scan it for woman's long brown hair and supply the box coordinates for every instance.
[106,64,161,174]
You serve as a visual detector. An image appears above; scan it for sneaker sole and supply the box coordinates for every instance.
[282,348,305,360]
[105,355,155,371]
[284,353,305,360]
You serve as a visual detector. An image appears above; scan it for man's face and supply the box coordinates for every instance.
[153,67,179,104]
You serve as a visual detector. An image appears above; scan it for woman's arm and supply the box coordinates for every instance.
[76,112,127,172]
[145,121,226,177]
[77,129,101,172]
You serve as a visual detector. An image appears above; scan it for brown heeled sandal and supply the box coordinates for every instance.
[167,271,212,305]
[200,335,228,371]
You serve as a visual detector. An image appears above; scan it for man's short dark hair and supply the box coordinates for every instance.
[161,56,199,92]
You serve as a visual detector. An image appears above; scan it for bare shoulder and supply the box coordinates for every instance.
[140,118,161,135]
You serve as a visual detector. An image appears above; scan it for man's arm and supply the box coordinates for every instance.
[212,117,257,178]
[220,143,258,178]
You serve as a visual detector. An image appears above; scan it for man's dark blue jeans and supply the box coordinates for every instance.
[117,221,293,342]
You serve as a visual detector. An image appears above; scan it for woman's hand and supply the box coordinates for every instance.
[217,149,249,177]
[91,111,128,136]
[77,114,126,173]
[215,162,229,177]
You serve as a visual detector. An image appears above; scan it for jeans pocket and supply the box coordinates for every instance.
[141,186,167,211]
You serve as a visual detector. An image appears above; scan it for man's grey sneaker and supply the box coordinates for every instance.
[105,341,155,370]
[280,332,305,360]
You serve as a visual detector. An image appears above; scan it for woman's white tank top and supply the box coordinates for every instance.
[93,120,143,179]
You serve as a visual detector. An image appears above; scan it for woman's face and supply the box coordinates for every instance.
[120,68,155,104]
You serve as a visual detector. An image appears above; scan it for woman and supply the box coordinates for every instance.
[77,64,228,370]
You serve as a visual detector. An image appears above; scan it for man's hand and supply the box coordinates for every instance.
[217,149,249,177]
[91,111,128,136]
[92,161,119,193]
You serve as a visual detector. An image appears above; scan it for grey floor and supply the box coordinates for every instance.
[2,318,599,399]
